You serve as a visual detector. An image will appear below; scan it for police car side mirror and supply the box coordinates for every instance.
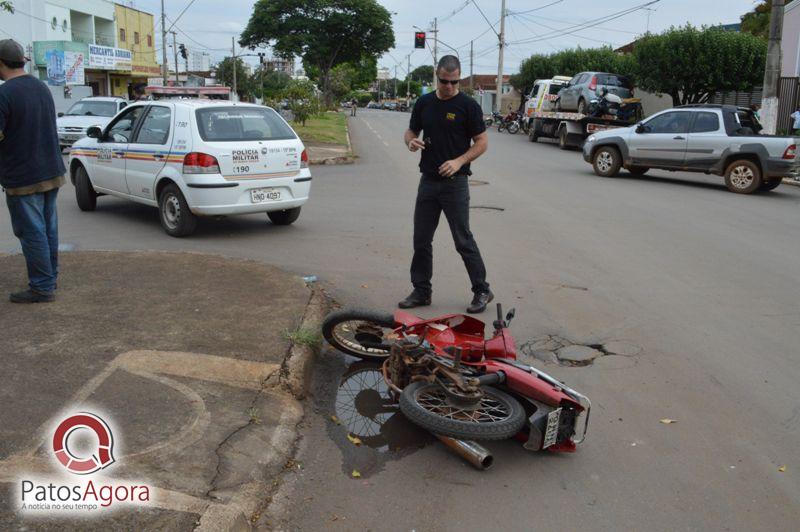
[635,123,645,134]
[86,126,102,139]
[57,112,64,118]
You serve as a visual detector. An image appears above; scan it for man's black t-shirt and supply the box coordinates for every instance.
[409,91,486,178]
[0,75,66,189]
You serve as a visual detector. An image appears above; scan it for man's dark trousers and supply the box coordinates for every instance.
[5,188,59,294]
[410,175,489,296]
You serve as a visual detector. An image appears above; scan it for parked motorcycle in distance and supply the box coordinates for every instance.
[484,110,503,127]
[498,110,521,133]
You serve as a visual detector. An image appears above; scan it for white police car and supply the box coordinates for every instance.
[67,100,311,236]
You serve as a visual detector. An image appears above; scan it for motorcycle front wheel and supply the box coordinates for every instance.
[322,309,397,361]
[399,381,526,440]
[507,121,520,134]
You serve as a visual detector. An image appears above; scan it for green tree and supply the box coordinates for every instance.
[240,0,394,108]
[633,25,767,106]
[408,64,433,83]
[214,57,255,101]
[258,69,292,98]
[1,2,13,13]
[741,1,796,38]
[283,79,319,126]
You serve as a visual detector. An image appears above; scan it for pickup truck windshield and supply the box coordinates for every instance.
[195,107,297,142]
[66,101,118,117]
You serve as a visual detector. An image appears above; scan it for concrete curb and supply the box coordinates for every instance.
[782,177,800,187]
[308,113,356,165]
[195,285,329,531]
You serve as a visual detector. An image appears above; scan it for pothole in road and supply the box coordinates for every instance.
[470,205,505,211]
[468,179,490,186]
[519,336,642,368]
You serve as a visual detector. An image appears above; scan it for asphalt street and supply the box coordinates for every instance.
[2,109,799,530]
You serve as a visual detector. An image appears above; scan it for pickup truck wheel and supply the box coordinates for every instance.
[759,178,782,191]
[627,166,649,176]
[159,183,197,237]
[724,160,761,194]
[593,146,621,177]
[75,166,97,211]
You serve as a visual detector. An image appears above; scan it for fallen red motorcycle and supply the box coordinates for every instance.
[322,304,590,463]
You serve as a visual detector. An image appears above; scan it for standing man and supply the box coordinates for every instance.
[0,39,65,303]
[400,55,493,314]
[350,97,358,117]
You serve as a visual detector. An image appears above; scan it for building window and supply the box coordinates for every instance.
[134,32,139,45]
[147,34,152,47]
[51,17,57,30]
[120,28,126,42]
[62,19,67,32]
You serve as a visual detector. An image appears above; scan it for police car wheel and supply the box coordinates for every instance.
[75,166,97,212]
[268,207,301,226]
[158,184,197,237]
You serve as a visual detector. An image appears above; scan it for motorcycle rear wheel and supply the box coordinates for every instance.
[399,381,526,440]
[322,309,397,361]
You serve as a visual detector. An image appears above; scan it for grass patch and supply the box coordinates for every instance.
[292,112,348,145]
[283,327,322,348]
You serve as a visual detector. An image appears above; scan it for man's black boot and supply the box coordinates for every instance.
[467,290,494,314]
[398,291,431,309]
[10,289,55,304]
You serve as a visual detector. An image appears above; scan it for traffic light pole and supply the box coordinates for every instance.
[171,31,179,85]
[432,17,438,91]
[495,0,505,113]
[160,0,168,85]
[232,37,237,102]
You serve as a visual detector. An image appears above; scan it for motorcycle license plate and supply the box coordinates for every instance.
[250,188,281,203]
[543,408,562,449]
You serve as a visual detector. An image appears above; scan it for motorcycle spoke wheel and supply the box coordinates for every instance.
[399,381,526,440]
[322,309,397,360]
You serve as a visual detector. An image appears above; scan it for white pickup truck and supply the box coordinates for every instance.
[582,104,799,194]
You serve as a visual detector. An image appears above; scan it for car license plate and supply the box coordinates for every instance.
[250,188,281,203]
[543,408,562,449]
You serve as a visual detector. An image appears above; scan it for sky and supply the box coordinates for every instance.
[130,0,760,76]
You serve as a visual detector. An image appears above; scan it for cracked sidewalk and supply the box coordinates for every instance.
[0,251,325,531]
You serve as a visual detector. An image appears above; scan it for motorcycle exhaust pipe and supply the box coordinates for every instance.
[435,435,494,470]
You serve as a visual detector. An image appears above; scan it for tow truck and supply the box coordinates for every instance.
[523,76,641,149]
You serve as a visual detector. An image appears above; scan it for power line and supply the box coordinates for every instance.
[165,0,199,33]
[471,0,499,38]
[437,0,472,24]
[518,11,639,36]
[510,13,614,47]
[508,0,565,16]
[506,0,661,45]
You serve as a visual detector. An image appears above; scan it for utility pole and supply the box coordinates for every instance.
[394,65,398,99]
[171,31,179,85]
[160,0,168,85]
[432,17,438,91]
[495,0,506,113]
[761,0,785,134]
[407,54,411,100]
[231,36,237,102]
[469,40,474,90]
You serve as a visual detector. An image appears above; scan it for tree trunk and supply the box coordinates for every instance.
[321,68,333,110]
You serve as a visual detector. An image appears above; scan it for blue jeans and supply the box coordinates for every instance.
[5,188,59,294]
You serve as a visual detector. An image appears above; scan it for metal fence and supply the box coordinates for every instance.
[710,78,800,134]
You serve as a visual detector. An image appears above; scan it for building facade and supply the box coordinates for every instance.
[113,3,159,98]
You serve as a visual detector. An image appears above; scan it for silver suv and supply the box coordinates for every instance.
[556,72,633,114]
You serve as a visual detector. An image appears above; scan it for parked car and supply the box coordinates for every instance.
[68,100,311,236]
[57,96,128,149]
[383,101,398,111]
[582,104,798,194]
[556,72,633,114]
[366,101,381,109]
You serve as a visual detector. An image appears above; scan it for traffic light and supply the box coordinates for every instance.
[414,32,425,49]
[179,43,187,60]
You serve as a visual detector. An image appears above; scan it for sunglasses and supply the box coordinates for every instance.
[437,77,459,86]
